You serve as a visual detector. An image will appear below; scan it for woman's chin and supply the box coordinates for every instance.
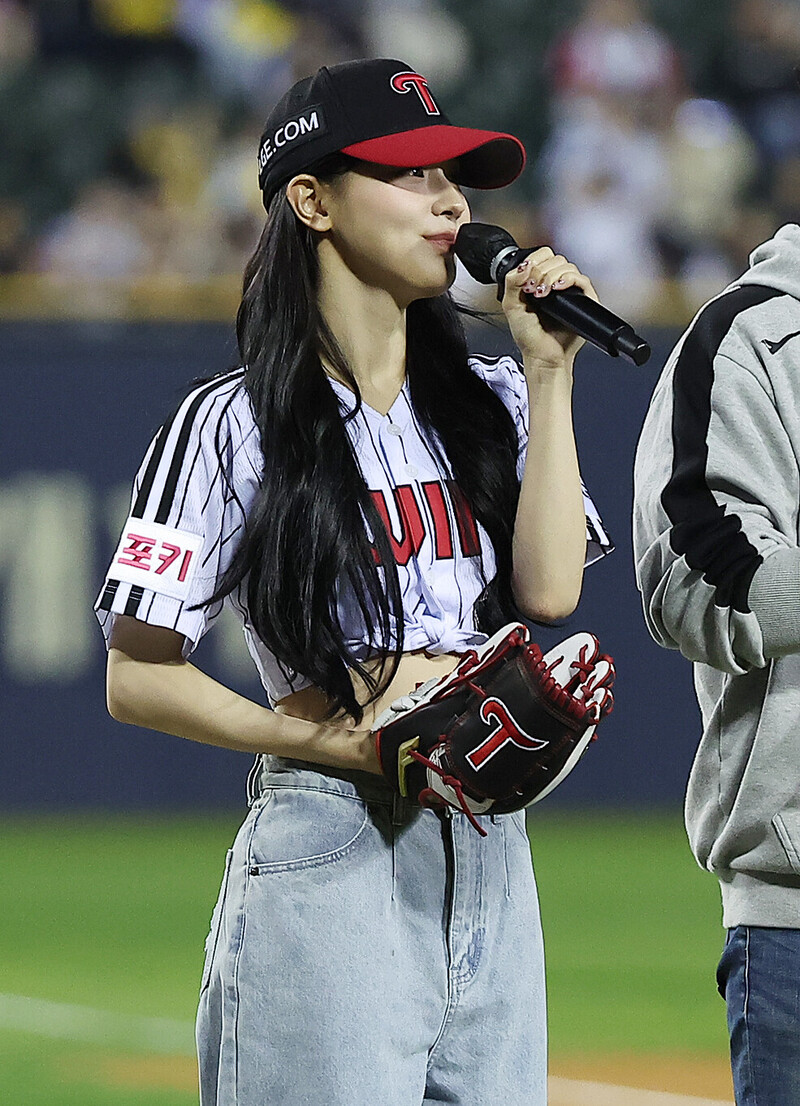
[409,265,456,302]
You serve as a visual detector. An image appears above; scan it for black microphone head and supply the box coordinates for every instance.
[454,223,518,285]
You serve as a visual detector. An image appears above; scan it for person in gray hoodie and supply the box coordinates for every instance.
[633,223,800,1105]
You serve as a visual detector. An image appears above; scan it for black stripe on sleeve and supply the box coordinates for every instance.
[173,403,221,526]
[662,284,782,613]
[97,579,120,611]
[154,371,243,525]
[130,370,243,523]
[131,423,171,519]
[124,585,145,616]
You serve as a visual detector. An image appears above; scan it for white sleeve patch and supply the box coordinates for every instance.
[109,518,205,601]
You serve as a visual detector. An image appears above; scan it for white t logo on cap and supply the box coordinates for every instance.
[390,71,440,116]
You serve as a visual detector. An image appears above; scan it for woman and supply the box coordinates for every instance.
[95,58,612,1106]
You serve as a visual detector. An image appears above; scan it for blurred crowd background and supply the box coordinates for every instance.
[2,0,800,322]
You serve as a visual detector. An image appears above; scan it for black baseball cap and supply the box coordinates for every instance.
[257,58,526,206]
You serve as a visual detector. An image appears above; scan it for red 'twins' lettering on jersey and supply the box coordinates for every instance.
[370,481,481,567]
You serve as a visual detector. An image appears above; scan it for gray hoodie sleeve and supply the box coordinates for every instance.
[633,284,800,675]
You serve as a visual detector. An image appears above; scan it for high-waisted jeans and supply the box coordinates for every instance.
[197,756,547,1105]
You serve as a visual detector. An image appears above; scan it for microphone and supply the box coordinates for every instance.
[454,223,651,366]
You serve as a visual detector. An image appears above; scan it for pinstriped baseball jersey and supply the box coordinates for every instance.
[95,355,612,704]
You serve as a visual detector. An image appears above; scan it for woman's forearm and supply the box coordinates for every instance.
[512,363,586,621]
[106,648,380,773]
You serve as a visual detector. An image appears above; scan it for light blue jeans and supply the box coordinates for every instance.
[196,757,547,1105]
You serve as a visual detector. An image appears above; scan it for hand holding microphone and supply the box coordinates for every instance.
[454,223,651,366]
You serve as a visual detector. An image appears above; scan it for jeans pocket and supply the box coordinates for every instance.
[509,810,531,840]
[716,925,741,999]
[248,787,371,873]
[199,847,233,995]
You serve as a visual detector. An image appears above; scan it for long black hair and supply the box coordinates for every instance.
[212,154,522,721]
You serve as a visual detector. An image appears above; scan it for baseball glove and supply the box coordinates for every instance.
[373,622,614,835]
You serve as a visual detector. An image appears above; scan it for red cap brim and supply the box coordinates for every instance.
[342,125,526,189]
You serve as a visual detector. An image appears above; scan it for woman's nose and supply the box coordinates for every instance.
[432,174,467,219]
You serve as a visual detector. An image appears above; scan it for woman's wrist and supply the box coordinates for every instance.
[274,711,382,775]
[355,729,382,775]
[521,352,576,382]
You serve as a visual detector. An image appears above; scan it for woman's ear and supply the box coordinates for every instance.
[285,175,333,232]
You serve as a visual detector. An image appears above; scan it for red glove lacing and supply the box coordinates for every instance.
[409,747,489,837]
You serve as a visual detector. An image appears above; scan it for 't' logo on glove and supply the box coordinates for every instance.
[466,698,549,770]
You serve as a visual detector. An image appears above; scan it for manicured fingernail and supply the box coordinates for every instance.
[555,276,567,286]
[516,261,528,272]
